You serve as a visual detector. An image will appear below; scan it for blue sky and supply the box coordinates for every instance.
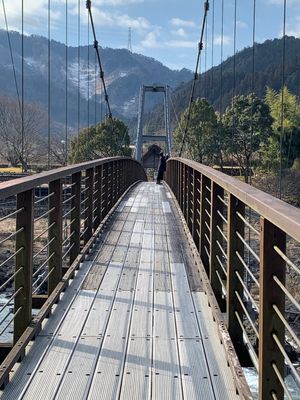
[1,0,300,71]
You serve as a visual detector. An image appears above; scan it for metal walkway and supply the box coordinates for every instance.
[1,182,239,400]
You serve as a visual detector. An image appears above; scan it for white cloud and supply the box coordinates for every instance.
[139,31,197,50]
[172,28,187,37]
[237,20,247,29]
[167,39,196,49]
[140,31,162,48]
[170,18,195,28]
[213,34,231,46]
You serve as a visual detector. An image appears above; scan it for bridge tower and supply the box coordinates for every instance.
[135,85,172,162]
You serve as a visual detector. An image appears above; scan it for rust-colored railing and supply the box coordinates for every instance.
[166,158,300,400]
[0,157,146,354]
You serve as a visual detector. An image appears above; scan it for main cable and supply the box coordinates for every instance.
[179,0,209,157]
[86,0,112,119]
[21,0,24,171]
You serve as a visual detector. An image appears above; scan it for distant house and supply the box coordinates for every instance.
[142,145,161,169]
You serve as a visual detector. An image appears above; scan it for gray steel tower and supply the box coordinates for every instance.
[135,85,171,162]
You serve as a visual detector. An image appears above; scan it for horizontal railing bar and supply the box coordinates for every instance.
[0,306,22,337]
[0,247,24,269]
[204,221,211,232]
[204,233,211,246]
[235,270,259,312]
[234,311,259,372]
[62,194,75,205]
[236,211,260,236]
[34,207,55,223]
[205,197,211,206]
[216,254,227,277]
[62,207,75,219]
[217,194,227,206]
[235,290,259,338]
[33,238,55,260]
[32,252,55,279]
[34,192,54,205]
[272,333,300,387]
[32,267,55,295]
[216,240,227,260]
[272,363,293,400]
[236,231,260,262]
[0,267,23,292]
[205,209,211,219]
[0,208,24,223]
[62,243,74,260]
[0,227,24,246]
[217,210,227,225]
[63,219,75,232]
[235,251,260,288]
[0,157,136,199]
[273,246,300,276]
[272,304,300,349]
[215,269,226,295]
[33,222,55,241]
[0,287,23,314]
[205,185,211,192]
[273,275,300,312]
[62,231,75,247]
[216,224,227,242]
[204,245,210,259]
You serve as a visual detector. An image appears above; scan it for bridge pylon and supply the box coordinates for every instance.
[135,85,172,162]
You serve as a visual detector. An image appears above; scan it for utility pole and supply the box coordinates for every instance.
[127,27,132,52]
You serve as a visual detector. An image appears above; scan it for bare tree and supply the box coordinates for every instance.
[0,95,46,170]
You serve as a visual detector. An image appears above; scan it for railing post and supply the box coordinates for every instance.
[179,163,183,210]
[200,175,211,271]
[70,171,81,265]
[227,194,249,363]
[93,164,102,230]
[187,167,193,233]
[192,170,200,249]
[84,168,94,244]
[48,179,63,294]
[259,218,285,400]
[210,182,226,311]
[14,189,34,344]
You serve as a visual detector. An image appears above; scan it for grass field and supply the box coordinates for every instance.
[0,167,23,174]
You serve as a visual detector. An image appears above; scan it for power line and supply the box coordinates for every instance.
[86,0,113,119]
[179,0,210,157]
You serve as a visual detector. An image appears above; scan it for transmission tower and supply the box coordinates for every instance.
[127,27,132,52]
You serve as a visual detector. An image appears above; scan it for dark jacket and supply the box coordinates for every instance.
[158,155,167,173]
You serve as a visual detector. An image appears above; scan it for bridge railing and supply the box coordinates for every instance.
[0,157,146,355]
[166,158,300,400]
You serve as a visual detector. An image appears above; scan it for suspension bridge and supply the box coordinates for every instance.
[0,0,299,399]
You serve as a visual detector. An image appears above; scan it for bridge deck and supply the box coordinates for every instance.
[1,182,240,400]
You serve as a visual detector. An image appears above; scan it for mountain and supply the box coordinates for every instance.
[0,30,192,134]
[146,36,300,131]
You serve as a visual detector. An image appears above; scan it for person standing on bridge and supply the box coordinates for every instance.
[156,152,168,184]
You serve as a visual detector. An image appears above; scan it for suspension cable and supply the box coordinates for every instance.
[231,0,237,176]
[87,11,90,130]
[47,0,51,169]
[279,0,287,199]
[1,0,21,113]
[78,0,81,138]
[179,0,210,157]
[204,17,208,99]
[65,0,68,165]
[86,0,113,119]
[211,0,215,96]
[94,50,97,126]
[21,0,24,171]
[169,89,184,138]
[249,0,256,185]
[220,0,224,115]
